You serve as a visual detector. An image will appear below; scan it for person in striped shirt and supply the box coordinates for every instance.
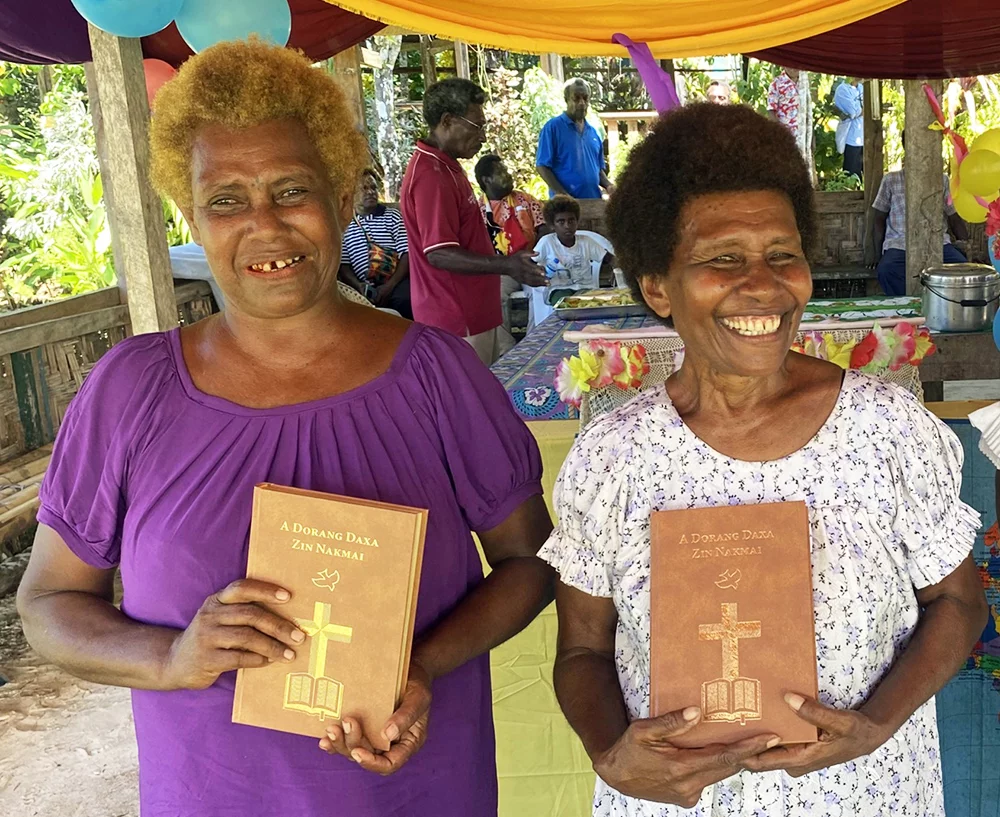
[339,168,413,318]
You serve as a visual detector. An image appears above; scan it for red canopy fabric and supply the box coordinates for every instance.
[752,0,1000,79]
[0,0,383,67]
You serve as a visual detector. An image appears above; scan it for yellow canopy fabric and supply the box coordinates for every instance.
[322,0,906,58]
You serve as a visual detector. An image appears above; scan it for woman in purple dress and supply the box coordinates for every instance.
[16,41,553,817]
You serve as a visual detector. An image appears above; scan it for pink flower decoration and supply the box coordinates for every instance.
[582,340,626,388]
[888,323,917,371]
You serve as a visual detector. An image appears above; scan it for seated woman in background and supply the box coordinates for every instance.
[540,102,986,816]
[533,195,615,292]
[339,168,413,318]
[16,40,553,817]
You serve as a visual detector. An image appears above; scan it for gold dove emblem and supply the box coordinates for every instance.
[714,569,742,590]
[312,569,341,592]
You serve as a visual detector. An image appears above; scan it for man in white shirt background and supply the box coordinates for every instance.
[834,78,864,180]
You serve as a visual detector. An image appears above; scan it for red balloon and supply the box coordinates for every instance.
[143,58,177,109]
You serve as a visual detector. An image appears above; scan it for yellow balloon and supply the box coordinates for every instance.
[954,187,989,223]
[973,128,1000,157]
[960,148,1000,196]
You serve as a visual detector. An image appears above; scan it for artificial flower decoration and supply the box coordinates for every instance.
[583,340,626,388]
[887,323,917,371]
[822,334,857,369]
[613,344,651,390]
[555,342,650,408]
[849,331,880,369]
[554,348,601,408]
[987,199,1000,261]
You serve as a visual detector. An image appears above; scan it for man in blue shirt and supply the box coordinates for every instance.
[834,79,864,180]
[535,79,613,199]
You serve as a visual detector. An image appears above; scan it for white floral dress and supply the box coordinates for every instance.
[539,371,980,817]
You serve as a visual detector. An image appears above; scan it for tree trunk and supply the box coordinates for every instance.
[373,35,404,200]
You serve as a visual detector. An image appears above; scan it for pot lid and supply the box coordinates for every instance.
[920,263,1000,286]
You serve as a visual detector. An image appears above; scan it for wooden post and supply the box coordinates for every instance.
[419,36,438,87]
[454,41,470,80]
[862,80,884,266]
[84,62,127,289]
[86,25,177,334]
[331,46,367,132]
[541,54,564,83]
[904,79,944,296]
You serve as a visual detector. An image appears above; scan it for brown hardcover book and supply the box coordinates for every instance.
[650,501,818,748]
[232,484,427,751]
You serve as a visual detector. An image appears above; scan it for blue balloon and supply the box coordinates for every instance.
[175,0,292,53]
[991,236,1000,276]
[70,0,184,38]
[994,304,1000,353]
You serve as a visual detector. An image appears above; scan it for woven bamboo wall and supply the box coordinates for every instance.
[0,283,216,466]
[578,192,871,269]
[813,191,866,267]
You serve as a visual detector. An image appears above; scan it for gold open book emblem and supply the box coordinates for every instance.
[698,602,761,725]
[283,602,353,721]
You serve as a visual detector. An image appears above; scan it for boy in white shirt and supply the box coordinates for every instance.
[533,195,615,291]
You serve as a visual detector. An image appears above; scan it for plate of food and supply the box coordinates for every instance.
[552,288,649,321]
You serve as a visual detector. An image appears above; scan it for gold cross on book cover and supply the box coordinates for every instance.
[649,502,818,748]
[232,484,427,752]
[283,602,354,721]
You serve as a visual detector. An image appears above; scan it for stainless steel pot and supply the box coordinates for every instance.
[920,264,1000,333]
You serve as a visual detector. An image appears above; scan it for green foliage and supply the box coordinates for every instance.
[0,62,185,312]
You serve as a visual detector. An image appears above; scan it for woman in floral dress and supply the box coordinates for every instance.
[540,102,987,817]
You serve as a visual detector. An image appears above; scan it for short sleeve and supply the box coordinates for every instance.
[536,119,557,168]
[538,414,643,598]
[533,234,555,268]
[413,328,542,531]
[527,195,545,228]
[410,169,462,255]
[37,334,169,569]
[885,388,980,589]
[390,209,410,255]
[943,175,958,216]
[873,175,892,213]
[581,235,609,265]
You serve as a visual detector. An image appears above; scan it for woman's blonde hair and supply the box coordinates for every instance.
[150,39,368,208]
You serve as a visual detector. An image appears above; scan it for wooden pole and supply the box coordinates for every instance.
[331,46,367,132]
[84,62,128,289]
[86,24,177,334]
[540,54,564,83]
[862,80,884,266]
[454,41,470,80]
[419,36,438,87]
[903,78,944,296]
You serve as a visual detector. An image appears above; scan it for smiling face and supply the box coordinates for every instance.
[638,190,812,378]
[183,118,352,320]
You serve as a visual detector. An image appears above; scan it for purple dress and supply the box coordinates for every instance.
[37,323,542,817]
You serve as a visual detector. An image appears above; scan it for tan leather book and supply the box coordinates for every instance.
[232,484,427,751]
[650,501,818,748]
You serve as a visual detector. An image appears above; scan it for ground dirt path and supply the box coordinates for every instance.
[0,590,139,816]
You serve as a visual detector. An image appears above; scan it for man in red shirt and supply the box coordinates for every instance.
[401,79,546,365]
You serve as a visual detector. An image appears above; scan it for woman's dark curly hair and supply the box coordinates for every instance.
[543,194,582,226]
[607,103,816,307]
